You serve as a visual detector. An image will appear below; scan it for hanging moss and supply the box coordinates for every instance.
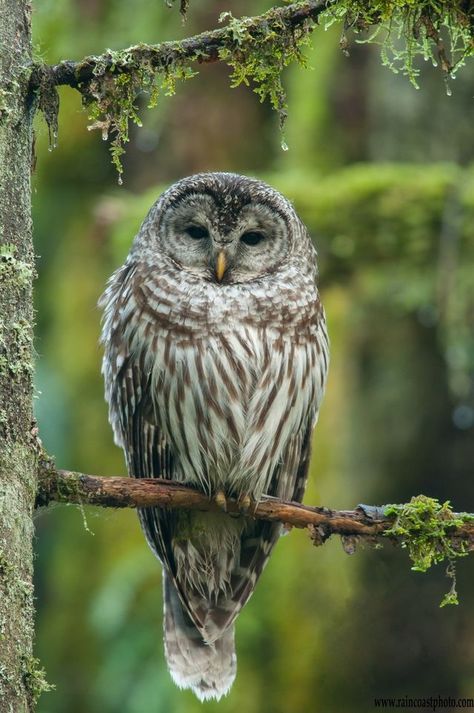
[324,0,474,89]
[85,52,198,179]
[216,10,312,143]
[384,495,474,606]
[165,0,189,19]
[76,6,316,174]
[32,1,474,173]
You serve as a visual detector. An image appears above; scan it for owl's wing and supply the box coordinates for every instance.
[109,356,179,572]
[107,348,234,637]
[100,262,181,575]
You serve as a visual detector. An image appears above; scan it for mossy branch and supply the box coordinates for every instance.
[29,0,474,174]
[37,466,388,532]
[29,0,330,174]
[36,463,474,606]
[30,1,329,90]
[34,465,474,541]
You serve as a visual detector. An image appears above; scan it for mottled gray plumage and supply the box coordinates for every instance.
[99,172,329,700]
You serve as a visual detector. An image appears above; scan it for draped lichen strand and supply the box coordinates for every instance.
[384,495,473,606]
[216,10,313,132]
[84,52,198,178]
[324,0,474,87]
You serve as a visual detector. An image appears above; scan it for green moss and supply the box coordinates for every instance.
[21,656,54,707]
[323,0,474,90]
[72,4,318,173]
[84,48,197,179]
[0,319,34,381]
[217,10,312,141]
[384,495,473,606]
[37,453,81,503]
[0,245,33,289]
[41,2,474,174]
[56,474,83,501]
[83,46,196,177]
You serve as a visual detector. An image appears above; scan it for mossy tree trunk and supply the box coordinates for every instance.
[0,1,38,710]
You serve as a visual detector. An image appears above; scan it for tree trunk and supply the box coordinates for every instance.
[0,1,38,710]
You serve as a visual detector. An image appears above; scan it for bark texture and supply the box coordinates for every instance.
[36,468,474,548]
[0,1,38,710]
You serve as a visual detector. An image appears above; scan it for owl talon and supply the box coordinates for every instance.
[237,494,252,514]
[215,490,228,512]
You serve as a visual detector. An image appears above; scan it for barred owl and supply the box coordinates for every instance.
[99,172,329,700]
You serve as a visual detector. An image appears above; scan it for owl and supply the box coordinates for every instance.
[99,172,329,700]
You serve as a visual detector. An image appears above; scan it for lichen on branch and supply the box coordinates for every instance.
[216,8,314,143]
[384,495,474,607]
[30,1,474,174]
[85,55,198,180]
[31,0,329,176]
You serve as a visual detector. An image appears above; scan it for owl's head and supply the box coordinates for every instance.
[140,173,310,284]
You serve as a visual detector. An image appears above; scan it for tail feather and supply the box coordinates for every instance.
[163,573,236,701]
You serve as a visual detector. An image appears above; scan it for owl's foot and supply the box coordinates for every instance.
[214,490,257,517]
[214,490,228,513]
[236,493,252,514]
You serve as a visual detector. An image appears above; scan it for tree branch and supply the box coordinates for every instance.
[36,464,474,549]
[29,0,331,92]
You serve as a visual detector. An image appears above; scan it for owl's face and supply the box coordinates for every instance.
[149,173,300,284]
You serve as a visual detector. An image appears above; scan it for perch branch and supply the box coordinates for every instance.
[29,0,331,91]
[36,465,474,548]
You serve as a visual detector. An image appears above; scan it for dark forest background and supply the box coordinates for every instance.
[32,2,474,711]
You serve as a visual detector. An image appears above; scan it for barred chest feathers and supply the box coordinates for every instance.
[113,258,327,501]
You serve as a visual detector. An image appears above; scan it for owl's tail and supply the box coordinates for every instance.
[163,573,236,701]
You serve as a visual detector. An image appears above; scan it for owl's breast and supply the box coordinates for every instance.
[147,324,326,497]
[130,268,327,495]
[145,325,264,492]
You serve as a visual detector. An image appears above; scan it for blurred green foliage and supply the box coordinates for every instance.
[32,1,474,712]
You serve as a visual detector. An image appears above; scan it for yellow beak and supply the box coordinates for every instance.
[215,251,227,282]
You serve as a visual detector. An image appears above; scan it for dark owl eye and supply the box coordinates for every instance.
[185,225,209,240]
[241,231,265,246]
